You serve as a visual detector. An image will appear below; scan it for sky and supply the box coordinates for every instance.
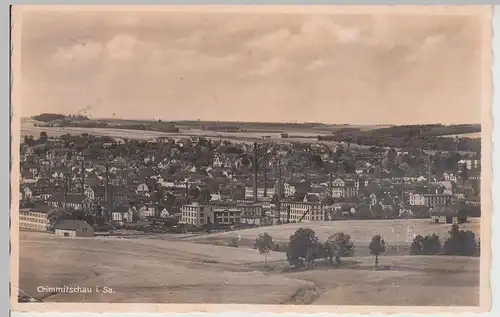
[18,6,486,124]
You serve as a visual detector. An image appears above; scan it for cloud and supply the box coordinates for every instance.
[22,9,481,124]
[246,58,293,76]
[245,17,361,58]
[404,33,447,62]
[304,60,337,72]
[50,33,241,74]
[300,17,361,44]
[105,34,139,60]
[52,40,103,65]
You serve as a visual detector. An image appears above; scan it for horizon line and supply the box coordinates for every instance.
[23,116,482,127]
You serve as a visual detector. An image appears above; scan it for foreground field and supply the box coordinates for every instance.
[183,218,481,256]
[18,230,479,306]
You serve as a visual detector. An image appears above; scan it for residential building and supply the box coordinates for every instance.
[283,181,310,197]
[244,182,276,199]
[111,205,136,222]
[136,183,150,194]
[138,205,156,220]
[330,178,358,198]
[458,158,481,171]
[54,220,94,237]
[442,172,458,182]
[409,193,426,206]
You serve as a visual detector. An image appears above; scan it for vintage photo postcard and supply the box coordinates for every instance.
[10,5,492,314]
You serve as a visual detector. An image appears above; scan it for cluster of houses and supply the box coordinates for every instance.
[18,134,482,236]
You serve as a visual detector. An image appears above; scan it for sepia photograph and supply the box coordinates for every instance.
[10,5,492,314]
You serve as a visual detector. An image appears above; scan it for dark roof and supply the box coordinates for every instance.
[304,194,320,202]
[47,193,88,204]
[30,204,56,214]
[21,170,34,179]
[429,204,468,217]
[309,187,327,193]
[112,205,129,213]
[54,220,90,231]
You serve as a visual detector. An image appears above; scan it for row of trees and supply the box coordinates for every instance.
[252,224,479,271]
[410,224,480,257]
[320,124,481,152]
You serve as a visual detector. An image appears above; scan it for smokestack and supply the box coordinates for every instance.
[401,179,405,205]
[253,142,258,202]
[263,165,267,197]
[276,159,282,218]
[81,157,85,194]
[64,173,69,211]
[67,174,72,192]
[428,152,432,184]
[329,172,333,197]
[105,162,110,218]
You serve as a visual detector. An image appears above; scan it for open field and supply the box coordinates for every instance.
[21,121,358,147]
[19,229,479,305]
[443,132,482,139]
[182,218,481,256]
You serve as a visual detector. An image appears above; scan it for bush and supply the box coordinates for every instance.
[228,236,240,248]
[271,243,288,252]
[443,224,478,256]
[326,232,355,257]
[410,234,442,255]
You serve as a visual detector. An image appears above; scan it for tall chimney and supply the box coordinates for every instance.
[401,179,405,205]
[263,165,267,197]
[253,142,258,202]
[276,159,282,218]
[428,152,432,184]
[329,172,333,197]
[80,157,85,194]
[64,173,69,211]
[104,162,110,218]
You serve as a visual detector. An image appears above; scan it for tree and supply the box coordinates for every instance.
[241,156,251,168]
[47,208,73,230]
[39,131,48,142]
[410,234,441,255]
[371,203,383,219]
[325,232,355,266]
[369,235,386,270]
[443,224,478,256]
[189,186,200,200]
[311,154,323,168]
[228,235,240,247]
[197,188,212,203]
[286,228,319,269]
[23,135,35,146]
[254,233,273,268]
